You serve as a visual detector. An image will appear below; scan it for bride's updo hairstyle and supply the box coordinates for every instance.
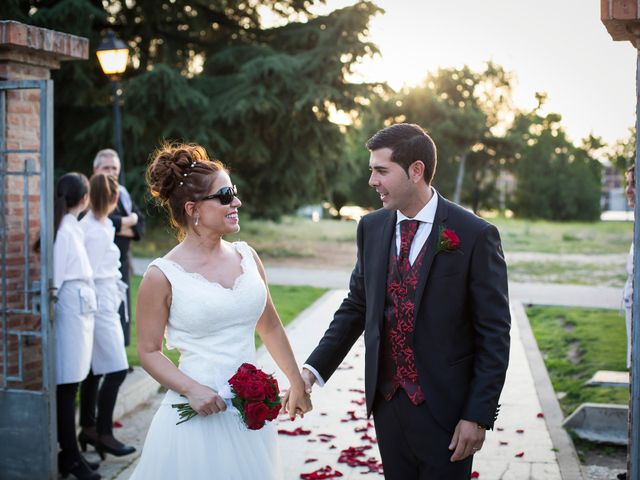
[147,143,226,238]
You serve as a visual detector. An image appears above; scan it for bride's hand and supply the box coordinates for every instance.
[283,382,312,421]
[185,383,227,416]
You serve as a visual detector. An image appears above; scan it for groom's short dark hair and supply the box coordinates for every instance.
[366,123,437,184]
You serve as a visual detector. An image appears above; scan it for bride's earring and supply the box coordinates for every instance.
[194,213,199,226]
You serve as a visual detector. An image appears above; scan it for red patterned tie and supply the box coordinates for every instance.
[398,220,420,275]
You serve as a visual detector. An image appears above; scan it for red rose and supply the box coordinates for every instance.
[442,229,460,249]
[229,372,252,397]
[243,378,271,401]
[266,403,280,421]
[237,363,257,375]
[245,402,270,430]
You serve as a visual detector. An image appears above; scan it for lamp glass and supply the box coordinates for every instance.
[97,49,129,75]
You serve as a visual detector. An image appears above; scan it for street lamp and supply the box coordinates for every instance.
[96,31,129,183]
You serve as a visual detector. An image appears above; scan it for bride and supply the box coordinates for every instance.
[129,144,311,479]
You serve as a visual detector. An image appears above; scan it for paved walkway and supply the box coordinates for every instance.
[98,261,624,480]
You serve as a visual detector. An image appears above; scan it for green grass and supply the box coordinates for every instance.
[126,275,327,366]
[132,216,357,259]
[490,217,633,254]
[527,306,629,416]
[508,261,627,287]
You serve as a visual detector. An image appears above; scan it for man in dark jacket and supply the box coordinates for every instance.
[303,124,511,479]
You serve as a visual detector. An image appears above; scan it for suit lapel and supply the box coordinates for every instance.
[370,211,396,333]
[413,194,449,318]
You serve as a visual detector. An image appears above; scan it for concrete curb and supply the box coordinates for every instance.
[513,301,586,480]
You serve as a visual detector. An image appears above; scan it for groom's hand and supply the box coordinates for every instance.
[301,368,316,394]
[448,419,486,462]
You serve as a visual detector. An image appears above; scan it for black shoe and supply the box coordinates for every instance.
[78,429,98,452]
[59,452,101,480]
[95,434,136,460]
[617,474,627,480]
[82,455,99,471]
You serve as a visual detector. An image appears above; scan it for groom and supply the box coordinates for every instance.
[303,123,511,479]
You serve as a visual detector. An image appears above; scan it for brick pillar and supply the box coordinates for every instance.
[0,21,88,390]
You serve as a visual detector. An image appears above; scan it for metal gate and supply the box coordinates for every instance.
[0,80,56,479]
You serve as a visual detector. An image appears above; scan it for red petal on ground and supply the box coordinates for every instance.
[351,398,366,406]
[349,388,366,394]
[499,441,508,445]
[113,421,123,428]
[278,427,312,436]
[305,458,318,464]
[300,465,344,479]
[536,412,545,418]
[515,451,525,458]
[471,472,480,478]
[516,429,525,433]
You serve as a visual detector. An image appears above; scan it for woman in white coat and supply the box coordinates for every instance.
[53,172,101,480]
[78,173,135,460]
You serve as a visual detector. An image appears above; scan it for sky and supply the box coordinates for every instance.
[310,0,636,146]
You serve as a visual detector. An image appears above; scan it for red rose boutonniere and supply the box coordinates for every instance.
[437,227,462,254]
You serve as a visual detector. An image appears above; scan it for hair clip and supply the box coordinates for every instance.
[190,162,197,168]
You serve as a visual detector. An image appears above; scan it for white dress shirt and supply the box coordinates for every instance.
[305,188,439,386]
[53,214,93,290]
[80,211,122,281]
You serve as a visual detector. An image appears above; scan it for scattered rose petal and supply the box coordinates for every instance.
[361,433,377,444]
[113,421,123,428]
[341,411,366,422]
[536,412,544,418]
[516,429,524,434]
[318,433,336,443]
[515,451,525,458]
[320,413,328,416]
[338,446,383,474]
[278,427,311,436]
[354,422,373,433]
[329,445,337,449]
[496,427,504,431]
[351,398,366,406]
[471,472,480,478]
[349,388,366,394]
[499,441,508,446]
[300,465,343,479]
[305,458,318,464]
[308,439,317,443]
[338,363,354,370]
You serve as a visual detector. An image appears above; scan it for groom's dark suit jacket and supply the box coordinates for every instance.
[306,194,511,432]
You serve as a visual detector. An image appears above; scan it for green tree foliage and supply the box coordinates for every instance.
[343,63,517,213]
[509,98,602,221]
[608,126,636,173]
[2,0,382,218]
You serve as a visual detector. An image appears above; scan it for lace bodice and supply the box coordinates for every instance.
[146,242,267,392]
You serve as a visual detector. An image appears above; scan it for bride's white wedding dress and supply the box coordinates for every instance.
[129,242,281,479]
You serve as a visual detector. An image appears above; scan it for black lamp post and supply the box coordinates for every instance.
[96,31,129,183]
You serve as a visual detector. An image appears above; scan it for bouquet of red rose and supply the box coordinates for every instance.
[172,363,281,430]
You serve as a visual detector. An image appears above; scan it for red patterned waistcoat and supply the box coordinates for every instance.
[378,224,427,406]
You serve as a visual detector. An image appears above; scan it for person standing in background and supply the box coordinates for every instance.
[93,149,145,346]
[53,172,101,480]
[78,173,135,461]
[623,164,635,370]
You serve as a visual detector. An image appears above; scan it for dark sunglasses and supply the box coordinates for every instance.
[201,185,238,205]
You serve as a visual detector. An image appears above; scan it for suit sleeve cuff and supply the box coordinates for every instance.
[302,364,325,387]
